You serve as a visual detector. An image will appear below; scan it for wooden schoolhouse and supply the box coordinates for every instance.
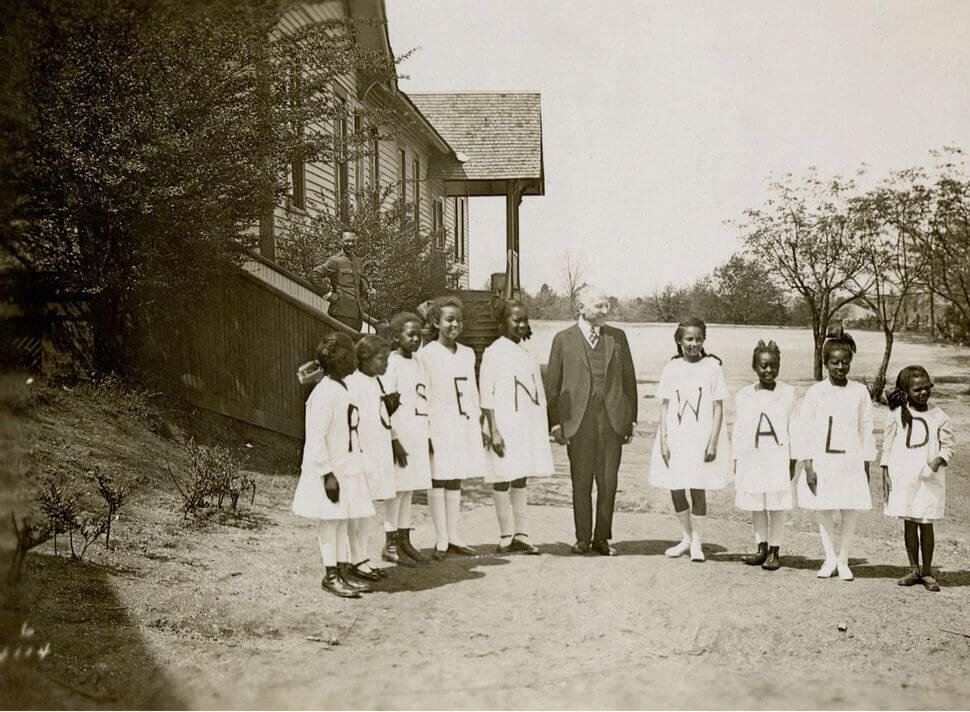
[153,0,545,439]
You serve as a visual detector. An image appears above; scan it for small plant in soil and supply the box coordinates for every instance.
[168,441,256,520]
[90,466,128,548]
[38,476,80,557]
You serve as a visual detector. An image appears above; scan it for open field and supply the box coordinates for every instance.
[2,324,969,709]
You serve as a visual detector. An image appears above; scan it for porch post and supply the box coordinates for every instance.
[505,181,521,297]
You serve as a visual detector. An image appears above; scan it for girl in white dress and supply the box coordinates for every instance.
[793,328,876,582]
[480,299,554,554]
[732,340,797,571]
[881,365,956,592]
[417,296,489,559]
[292,332,375,599]
[381,312,433,567]
[345,335,395,582]
[648,317,731,562]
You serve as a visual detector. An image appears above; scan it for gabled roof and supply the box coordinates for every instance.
[407,92,544,187]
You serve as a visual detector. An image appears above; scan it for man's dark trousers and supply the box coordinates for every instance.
[567,392,622,544]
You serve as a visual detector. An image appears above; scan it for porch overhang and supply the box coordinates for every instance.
[407,92,544,296]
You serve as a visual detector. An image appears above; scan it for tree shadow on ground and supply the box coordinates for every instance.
[373,548,510,594]
[0,553,185,709]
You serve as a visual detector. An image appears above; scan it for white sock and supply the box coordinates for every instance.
[510,486,529,538]
[384,496,400,533]
[428,488,448,551]
[493,489,513,539]
[818,510,837,562]
[838,509,859,563]
[318,521,338,567]
[768,511,785,548]
[690,514,706,560]
[665,510,692,557]
[752,511,768,544]
[398,492,413,530]
[445,488,465,547]
[336,520,350,564]
[348,517,369,566]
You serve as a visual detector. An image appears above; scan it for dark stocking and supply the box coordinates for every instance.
[919,523,935,576]
[903,520,920,570]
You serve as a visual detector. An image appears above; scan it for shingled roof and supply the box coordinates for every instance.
[406,92,543,188]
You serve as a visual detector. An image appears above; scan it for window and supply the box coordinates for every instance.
[334,93,349,221]
[370,128,380,189]
[288,66,305,210]
[433,200,444,248]
[398,148,407,217]
[354,113,364,193]
[411,156,420,229]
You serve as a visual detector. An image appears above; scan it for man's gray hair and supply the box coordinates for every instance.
[576,284,606,305]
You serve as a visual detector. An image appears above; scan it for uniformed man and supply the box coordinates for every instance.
[309,229,371,333]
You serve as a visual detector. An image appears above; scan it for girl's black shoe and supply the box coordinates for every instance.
[743,541,769,566]
[321,567,361,599]
[761,546,781,571]
[337,562,373,593]
[397,528,430,564]
[351,560,383,582]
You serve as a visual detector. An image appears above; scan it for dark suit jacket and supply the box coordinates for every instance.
[544,323,638,439]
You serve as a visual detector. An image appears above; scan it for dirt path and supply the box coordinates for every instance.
[3,373,970,709]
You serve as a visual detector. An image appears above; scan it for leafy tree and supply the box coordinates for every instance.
[708,253,788,325]
[275,185,462,321]
[848,178,926,399]
[911,151,970,343]
[1,0,403,371]
[652,282,689,322]
[733,170,872,379]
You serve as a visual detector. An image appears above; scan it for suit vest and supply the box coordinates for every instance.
[582,334,607,402]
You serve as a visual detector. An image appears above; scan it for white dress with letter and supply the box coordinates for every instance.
[648,356,732,490]
[732,381,797,511]
[417,341,488,480]
[384,352,433,492]
[881,406,955,522]
[479,336,555,482]
[345,370,396,501]
[292,377,376,520]
[793,380,875,511]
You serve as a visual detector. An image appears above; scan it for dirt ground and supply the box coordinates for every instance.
[2,349,970,709]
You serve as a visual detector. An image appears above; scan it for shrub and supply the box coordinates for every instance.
[168,441,255,519]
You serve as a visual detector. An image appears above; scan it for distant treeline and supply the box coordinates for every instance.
[521,254,814,326]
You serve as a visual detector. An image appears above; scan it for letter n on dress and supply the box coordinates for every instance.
[514,375,540,411]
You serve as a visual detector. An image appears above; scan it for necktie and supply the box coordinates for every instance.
[589,327,599,349]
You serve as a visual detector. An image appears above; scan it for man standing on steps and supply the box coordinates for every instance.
[309,229,372,333]
[543,284,638,556]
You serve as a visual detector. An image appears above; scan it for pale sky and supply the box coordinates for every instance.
[386,0,970,297]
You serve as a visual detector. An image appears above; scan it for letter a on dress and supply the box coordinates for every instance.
[754,412,780,448]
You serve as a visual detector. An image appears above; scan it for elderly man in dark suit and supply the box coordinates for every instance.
[544,285,638,555]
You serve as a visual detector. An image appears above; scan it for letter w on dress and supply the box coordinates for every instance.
[675,387,703,424]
